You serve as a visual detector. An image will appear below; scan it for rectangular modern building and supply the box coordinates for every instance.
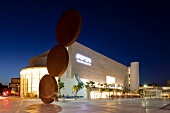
[20,42,139,98]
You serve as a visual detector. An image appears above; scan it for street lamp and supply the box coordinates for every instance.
[144,85,147,88]
[143,84,147,97]
[142,84,147,107]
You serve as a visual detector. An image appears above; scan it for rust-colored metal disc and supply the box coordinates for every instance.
[56,8,82,46]
[40,96,55,104]
[39,74,58,104]
[47,45,69,77]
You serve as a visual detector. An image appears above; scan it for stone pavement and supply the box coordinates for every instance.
[0,97,170,113]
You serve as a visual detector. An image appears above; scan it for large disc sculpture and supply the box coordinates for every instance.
[39,8,82,104]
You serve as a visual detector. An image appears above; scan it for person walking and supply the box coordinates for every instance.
[62,94,65,101]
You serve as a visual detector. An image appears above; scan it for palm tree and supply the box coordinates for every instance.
[105,87,111,99]
[122,87,129,94]
[85,81,95,99]
[121,87,128,98]
[98,83,104,99]
[135,89,141,94]
[72,83,84,100]
[58,78,65,98]
[103,83,113,99]
[114,88,119,98]
[134,89,142,97]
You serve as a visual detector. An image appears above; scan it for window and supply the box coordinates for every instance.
[106,76,115,84]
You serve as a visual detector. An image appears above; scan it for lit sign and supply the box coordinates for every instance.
[76,54,91,66]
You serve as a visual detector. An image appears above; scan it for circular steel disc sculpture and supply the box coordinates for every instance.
[39,8,82,104]
[39,74,58,104]
[56,8,82,46]
[47,45,69,77]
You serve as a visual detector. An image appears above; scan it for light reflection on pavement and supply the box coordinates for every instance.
[0,98,170,113]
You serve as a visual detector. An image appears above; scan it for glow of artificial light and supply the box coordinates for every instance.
[76,53,91,66]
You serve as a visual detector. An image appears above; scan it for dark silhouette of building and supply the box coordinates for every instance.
[0,83,8,96]
[9,78,20,93]
[0,83,2,95]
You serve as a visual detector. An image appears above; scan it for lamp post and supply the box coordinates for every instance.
[143,84,147,97]
[142,84,147,107]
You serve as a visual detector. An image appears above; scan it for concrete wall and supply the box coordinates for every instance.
[130,62,139,91]
[29,51,49,67]
[60,42,129,98]
[69,42,128,87]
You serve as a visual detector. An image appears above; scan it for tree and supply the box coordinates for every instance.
[114,88,119,98]
[58,78,65,98]
[105,88,112,99]
[72,83,84,100]
[103,83,112,99]
[122,87,129,94]
[98,83,104,99]
[134,89,140,94]
[85,81,95,99]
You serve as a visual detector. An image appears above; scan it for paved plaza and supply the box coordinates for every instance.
[0,97,170,113]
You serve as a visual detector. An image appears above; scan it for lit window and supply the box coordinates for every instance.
[106,76,115,84]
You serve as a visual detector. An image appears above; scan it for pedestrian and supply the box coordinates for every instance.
[62,94,65,101]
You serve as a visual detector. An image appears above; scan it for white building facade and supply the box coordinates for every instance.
[20,42,139,98]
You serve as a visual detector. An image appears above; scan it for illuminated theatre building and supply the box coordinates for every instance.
[20,42,139,98]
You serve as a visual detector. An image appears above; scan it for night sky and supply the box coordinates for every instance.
[0,0,170,86]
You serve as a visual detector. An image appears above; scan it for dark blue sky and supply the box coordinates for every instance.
[0,0,170,86]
